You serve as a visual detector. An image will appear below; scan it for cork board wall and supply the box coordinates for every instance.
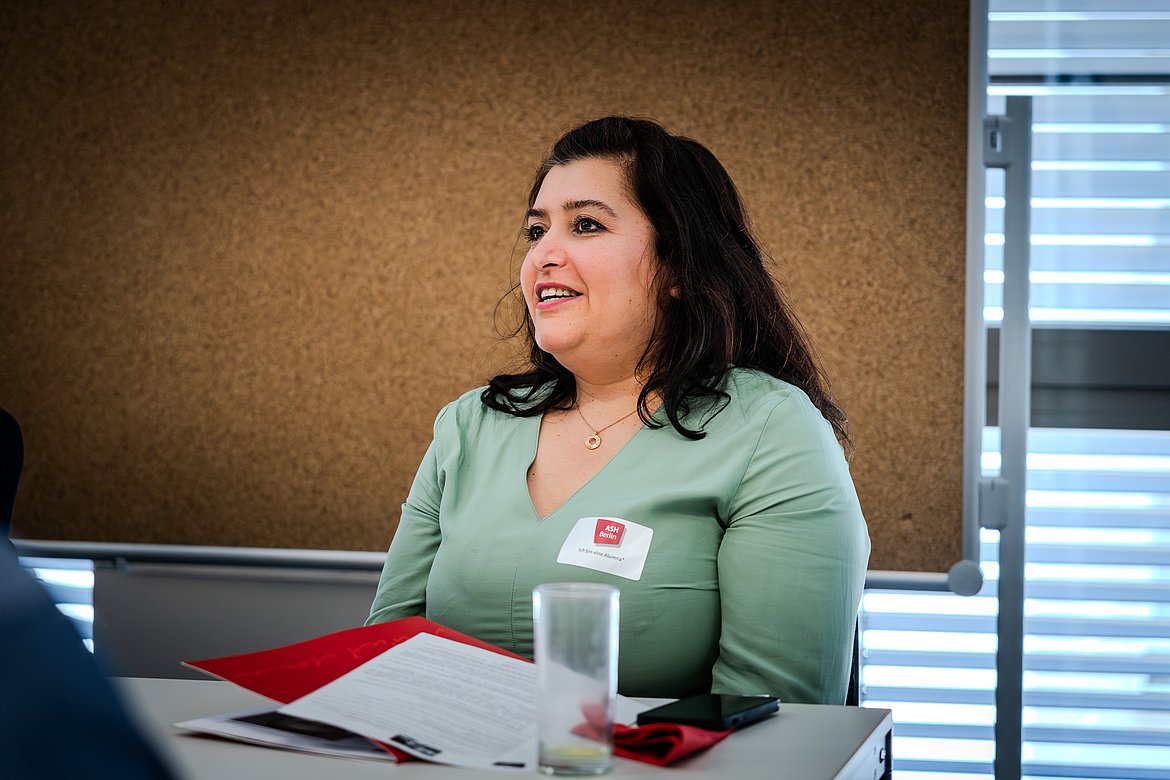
[0,0,969,572]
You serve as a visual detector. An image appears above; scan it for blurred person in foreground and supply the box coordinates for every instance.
[0,542,176,778]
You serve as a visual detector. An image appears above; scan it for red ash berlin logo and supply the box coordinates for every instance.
[593,519,626,546]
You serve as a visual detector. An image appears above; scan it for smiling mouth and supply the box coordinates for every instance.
[537,286,582,303]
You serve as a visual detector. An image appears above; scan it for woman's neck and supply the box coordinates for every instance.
[573,373,643,406]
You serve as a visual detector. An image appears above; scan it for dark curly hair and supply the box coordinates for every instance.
[482,116,849,449]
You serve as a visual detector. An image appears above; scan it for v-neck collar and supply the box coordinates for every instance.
[522,409,654,522]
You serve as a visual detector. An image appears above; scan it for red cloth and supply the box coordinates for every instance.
[571,720,733,767]
[613,722,733,766]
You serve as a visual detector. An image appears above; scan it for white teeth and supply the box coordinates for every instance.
[538,287,579,302]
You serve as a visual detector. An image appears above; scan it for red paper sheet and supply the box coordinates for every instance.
[184,617,526,704]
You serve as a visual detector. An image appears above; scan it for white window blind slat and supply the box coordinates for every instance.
[988,209,1170,235]
[990,21,1170,51]
[998,170,1170,200]
[987,244,1170,274]
[992,0,1170,15]
[990,55,1170,77]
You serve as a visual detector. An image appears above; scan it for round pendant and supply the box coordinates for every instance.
[585,434,602,450]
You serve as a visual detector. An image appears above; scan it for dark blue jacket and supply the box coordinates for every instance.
[0,544,177,779]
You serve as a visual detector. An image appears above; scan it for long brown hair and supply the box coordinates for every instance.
[483,116,850,449]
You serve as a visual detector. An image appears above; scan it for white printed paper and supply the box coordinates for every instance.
[276,632,652,771]
[279,633,538,769]
[176,707,396,762]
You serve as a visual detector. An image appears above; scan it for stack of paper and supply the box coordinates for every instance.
[178,617,647,770]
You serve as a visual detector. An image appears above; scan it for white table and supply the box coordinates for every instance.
[117,677,891,780]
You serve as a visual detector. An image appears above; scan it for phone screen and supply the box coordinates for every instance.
[636,694,779,730]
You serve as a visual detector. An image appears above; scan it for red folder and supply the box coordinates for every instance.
[185,617,524,704]
[184,617,524,761]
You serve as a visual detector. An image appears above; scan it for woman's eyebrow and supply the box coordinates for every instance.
[525,199,619,223]
[563,198,618,218]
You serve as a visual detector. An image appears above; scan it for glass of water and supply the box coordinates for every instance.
[533,583,620,776]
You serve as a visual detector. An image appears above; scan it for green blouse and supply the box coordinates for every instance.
[367,368,869,703]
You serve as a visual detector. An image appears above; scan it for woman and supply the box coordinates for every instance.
[368,116,869,704]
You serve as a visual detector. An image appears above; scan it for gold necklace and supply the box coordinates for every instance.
[575,404,640,450]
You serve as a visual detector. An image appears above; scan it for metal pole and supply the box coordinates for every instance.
[13,538,387,571]
[984,95,1032,780]
[948,0,992,599]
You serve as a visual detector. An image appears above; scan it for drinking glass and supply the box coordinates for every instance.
[532,583,619,776]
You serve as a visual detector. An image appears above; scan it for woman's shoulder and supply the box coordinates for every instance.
[720,370,850,478]
[721,367,821,422]
[434,385,495,425]
[431,384,537,435]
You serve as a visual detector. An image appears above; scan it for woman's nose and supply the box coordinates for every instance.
[529,234,569,269]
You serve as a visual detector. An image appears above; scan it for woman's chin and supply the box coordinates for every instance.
[534,334,581,360]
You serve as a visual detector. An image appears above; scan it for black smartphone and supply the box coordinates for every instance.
[635,694,779,730]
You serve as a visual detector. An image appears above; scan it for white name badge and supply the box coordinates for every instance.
[556,516,653,581]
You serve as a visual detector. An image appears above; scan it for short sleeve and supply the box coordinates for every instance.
[365,403,453,625]
[710,392,870,703]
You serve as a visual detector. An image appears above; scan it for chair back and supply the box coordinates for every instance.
[0,407,24,538]
[846,619,861,706]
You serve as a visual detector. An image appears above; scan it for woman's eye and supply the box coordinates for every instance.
[575,217,604,234]
[524,224,546,242]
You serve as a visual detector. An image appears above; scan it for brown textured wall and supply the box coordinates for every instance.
[0,0,968,571]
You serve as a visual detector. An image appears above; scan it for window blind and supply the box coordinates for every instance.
[983,84,1170,328]
[861,3,1170,778]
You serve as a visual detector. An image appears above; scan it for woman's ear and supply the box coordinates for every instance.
[669,286,681,298]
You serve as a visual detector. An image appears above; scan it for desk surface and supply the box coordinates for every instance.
[117,677,891,780]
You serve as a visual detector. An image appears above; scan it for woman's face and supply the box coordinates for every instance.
[520,157,659,380]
